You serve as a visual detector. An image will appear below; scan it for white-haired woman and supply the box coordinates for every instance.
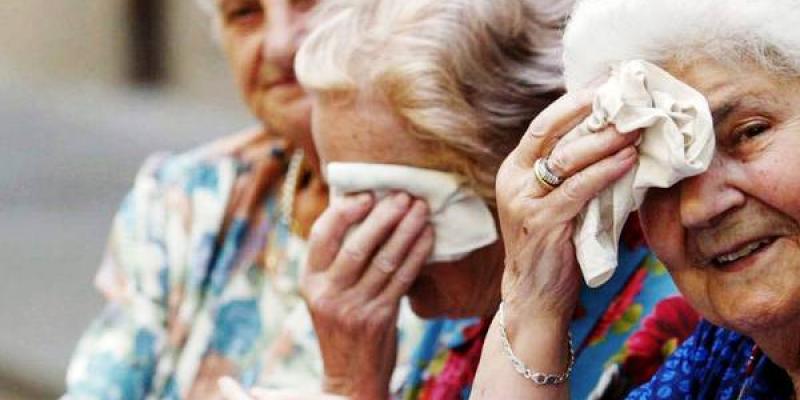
[62,0,376,398]
[473,0,800,398]
[218,1,698,399]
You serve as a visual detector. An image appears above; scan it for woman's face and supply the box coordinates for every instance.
[216,0,317,141]
[312,93,504,318]
[640,56,800,335]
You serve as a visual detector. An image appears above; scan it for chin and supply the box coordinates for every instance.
[254,91,311,132]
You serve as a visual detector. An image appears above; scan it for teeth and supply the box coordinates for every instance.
[715,239,772,264]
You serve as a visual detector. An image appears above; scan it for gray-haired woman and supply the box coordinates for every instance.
[63,1,348,398]
[473,0,800,398]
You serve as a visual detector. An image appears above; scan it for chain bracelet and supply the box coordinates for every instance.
[497,302,575,385]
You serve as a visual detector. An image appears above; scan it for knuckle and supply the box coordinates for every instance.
[372,255,397,273]
[340,245,368,264]
[561,174,585,202]
[310,294,337,317]
[548,152,570,175]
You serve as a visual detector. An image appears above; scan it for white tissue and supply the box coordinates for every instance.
[326,163,498,263]
[574,60,715,287]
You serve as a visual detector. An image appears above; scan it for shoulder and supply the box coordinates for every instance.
[124,128,292,215]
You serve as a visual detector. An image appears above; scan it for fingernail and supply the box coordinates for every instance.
[413,199,429,214]
[394,192,410,205]
[218,376,250,399]
[356,192,372,204]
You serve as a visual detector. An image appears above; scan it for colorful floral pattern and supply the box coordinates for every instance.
[63,134,424,399]
[401,240,698,400]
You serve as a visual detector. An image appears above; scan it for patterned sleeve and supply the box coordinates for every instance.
[64,154,178,400]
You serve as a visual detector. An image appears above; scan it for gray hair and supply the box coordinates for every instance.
[296,0,571,199]
[563,0,800,91]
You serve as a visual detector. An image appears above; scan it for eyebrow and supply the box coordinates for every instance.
[710,100,739,130]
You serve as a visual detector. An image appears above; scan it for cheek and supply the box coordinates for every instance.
[224,35,261,95]
[640,190,684,266]
[748,154,800,222]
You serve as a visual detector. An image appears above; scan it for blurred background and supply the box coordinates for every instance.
[0,1,253,398]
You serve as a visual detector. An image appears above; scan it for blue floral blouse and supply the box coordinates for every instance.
[628,320,793,400]
[63,132,424,399]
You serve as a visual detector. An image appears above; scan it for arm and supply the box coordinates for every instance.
[471,88,641,399]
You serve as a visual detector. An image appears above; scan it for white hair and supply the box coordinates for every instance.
[563,0,800,91]
[296,0,571,199]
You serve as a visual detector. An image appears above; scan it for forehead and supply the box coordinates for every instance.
[664,57,794,111]
[312,92,440,168]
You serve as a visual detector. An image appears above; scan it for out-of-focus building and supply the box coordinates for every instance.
[0,0,238,99]
[0,1,252,398]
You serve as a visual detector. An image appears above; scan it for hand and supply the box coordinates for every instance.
[496,88,640,326]
[218,377,347,400]
[301,192,434,400]
[472,89,640,399]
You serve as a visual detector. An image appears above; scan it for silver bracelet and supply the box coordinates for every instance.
[497,301,575,385]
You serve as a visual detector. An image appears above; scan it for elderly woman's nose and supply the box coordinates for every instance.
[262,0,301,69]
[679,155,746,228]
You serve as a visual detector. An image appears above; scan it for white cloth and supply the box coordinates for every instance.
[574,60,715,287]
[326,162,498,262]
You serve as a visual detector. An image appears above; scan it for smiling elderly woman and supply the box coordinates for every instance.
[472,0,800,399]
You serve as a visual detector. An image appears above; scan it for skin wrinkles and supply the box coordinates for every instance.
[641,57,800,338]
[216,0,318,162]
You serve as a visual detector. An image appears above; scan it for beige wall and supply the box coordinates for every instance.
[0,0,238,105]
[0,0,127,84]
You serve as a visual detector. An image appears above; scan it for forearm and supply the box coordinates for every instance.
[471,312,572,400]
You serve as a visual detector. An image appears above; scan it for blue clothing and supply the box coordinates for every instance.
[628,321,793,400]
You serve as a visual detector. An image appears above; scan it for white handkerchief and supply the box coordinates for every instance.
[574,60,715,287]
[326,163,498,263]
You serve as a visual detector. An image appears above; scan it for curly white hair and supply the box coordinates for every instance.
[562,0,800,90]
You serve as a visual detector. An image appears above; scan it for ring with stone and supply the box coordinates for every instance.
[534,157,564,190]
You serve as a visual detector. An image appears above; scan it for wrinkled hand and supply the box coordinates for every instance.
[496,88,641,328]
[472,89,641,400]
[301,192,433,400]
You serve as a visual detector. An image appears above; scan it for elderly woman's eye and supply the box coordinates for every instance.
[226,4,262,23]
[733,120,771,142]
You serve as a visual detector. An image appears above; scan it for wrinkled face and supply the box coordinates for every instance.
[312,93,504,318]
[216,0,317,142]
[640,56,800,335]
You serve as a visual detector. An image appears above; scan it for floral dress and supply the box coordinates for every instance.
[63,132,424,400]
[400,224,701,400]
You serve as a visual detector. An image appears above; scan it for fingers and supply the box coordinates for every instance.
[546,127,642,179]
[249,388,347,400]
[355,200,430,298]
[514,88,595,167]
[328,193,412,287]
[380,225,434,302]
[545,146,639,221]
[307,193,374,274]
[218,377,254,400]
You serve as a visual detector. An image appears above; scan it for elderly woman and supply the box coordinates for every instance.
[473,0,800,398]
[63,0,343,398]
[239,0,697,399]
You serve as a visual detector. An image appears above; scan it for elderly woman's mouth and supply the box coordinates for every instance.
[708,236,779,269]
